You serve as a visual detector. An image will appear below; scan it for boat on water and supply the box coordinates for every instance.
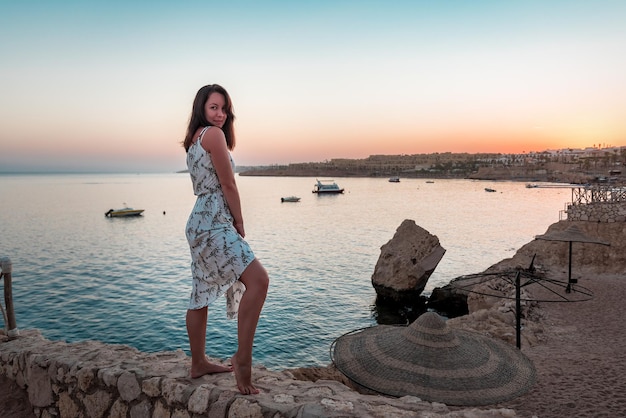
[105,207,145,217]
[281,196,301,203]
[425,180,435,184]
[526,183,539,188]
[484,188,497,193]
[388,176,400,183]
[312,179,344,194]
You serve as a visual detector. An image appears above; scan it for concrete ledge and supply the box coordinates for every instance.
[0,330,516,417]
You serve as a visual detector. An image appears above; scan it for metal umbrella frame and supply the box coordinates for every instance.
[534,224,610,293]
[451,264,594,349]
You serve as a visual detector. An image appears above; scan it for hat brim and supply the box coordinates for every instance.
[332,321,536,406]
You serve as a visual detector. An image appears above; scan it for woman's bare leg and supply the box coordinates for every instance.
[231,259,269,394]
[186,307,232,378]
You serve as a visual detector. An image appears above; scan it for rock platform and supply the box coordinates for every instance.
[0,330,516,417]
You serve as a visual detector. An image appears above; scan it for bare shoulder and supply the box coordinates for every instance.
[200,126,227,152]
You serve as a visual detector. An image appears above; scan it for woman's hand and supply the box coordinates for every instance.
[234,221,245,238]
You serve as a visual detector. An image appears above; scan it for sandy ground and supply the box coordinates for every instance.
[2,274,625,417]
[482,273,626,417]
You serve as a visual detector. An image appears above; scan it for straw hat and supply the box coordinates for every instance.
[331,312,536,406]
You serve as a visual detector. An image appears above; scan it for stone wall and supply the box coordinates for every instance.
[0,330,515,418]
[566,202,626,222]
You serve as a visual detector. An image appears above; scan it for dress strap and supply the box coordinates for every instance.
[197,126,211,145]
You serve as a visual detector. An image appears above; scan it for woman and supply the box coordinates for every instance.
[182,84,269,395]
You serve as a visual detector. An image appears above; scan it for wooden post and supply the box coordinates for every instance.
[1,256,19,338]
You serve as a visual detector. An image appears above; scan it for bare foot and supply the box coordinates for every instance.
[231,354,260,395]
[190,357,233,379]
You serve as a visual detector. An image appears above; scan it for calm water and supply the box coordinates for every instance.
[0,174,572,369]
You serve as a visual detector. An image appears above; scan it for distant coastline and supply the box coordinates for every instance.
[238,149,625,185]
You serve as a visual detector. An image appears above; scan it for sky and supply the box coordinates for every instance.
[1,0,625,173]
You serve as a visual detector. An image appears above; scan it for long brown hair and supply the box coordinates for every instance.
[182,84,236,152]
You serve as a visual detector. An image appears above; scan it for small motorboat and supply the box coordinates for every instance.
[105,207,145,217]
[281,196,301,203]
[484,188,497,193]
[388,176,400,183]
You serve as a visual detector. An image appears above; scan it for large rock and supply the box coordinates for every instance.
[496,220,625,276]
[371,219,446,304]
[427,284,469,318]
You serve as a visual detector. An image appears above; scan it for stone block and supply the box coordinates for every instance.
[171,408,191,418]
[118,371,141,402]
[130,399,151,418]
[27,364,53,407]
[207,389,237,417]
[228,397,264,417]
[142,376,162,397]
[76,367,94,392]
[162,378,191,405]
[187,384,212,414]
[58,391,80,418]
[152,400,171,418]
[109,398,128,418]
[83,390,112,418]
[99,367,121,387]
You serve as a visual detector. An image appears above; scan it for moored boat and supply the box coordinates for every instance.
[388,176,400,182]
[312,179,344,194]
[105,207,145,217]
[281,196,301,202]
[484,188,497,193]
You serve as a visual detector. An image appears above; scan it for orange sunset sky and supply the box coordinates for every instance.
[1,1,625,173]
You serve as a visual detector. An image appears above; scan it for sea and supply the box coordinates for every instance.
[0,173,573,370]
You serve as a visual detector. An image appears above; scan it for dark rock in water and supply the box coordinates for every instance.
[427,284,469,318]
[371,219,446,305]
[372,296,428,325]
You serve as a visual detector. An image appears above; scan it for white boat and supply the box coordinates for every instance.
[105,207,145,217]
[312,179,344,194]
[281,196,301,202]
[388,176,400,183]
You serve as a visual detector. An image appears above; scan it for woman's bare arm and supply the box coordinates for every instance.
[201,128,245,237]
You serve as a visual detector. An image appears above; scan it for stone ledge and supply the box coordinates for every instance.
[1,330,516,417]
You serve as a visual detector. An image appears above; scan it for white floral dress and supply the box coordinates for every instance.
[185,126,254,319]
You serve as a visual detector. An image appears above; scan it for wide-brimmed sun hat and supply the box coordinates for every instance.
[331,312,536,406]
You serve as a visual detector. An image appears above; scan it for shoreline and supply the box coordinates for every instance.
[237,168,586,184]
[237,155,624,186]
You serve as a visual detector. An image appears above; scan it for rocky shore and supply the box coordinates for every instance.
[2,219,624,417]
[289,220,626,417]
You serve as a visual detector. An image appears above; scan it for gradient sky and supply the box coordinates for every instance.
[1,1,625,172]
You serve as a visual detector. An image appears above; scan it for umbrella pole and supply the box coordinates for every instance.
[566,241,573,293]
[516,271,521,349]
